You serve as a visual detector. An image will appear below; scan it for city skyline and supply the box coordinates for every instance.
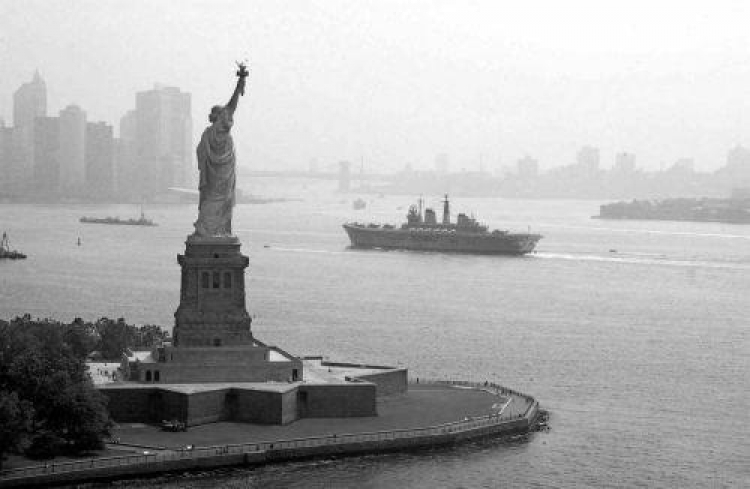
[3,68,750,178]
[0,71,192,200]
[1,69,749,203]
[2,1,750,173]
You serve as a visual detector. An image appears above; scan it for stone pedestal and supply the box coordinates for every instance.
[173,235,253,348]
[143,234,304,384]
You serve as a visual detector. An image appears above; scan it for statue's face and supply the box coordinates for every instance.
[209,106,233,130]
[217,108,233,129]
[209,106,223,123]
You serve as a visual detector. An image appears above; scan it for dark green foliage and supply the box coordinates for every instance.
[96,317,130,360]
[0,316,117,464]
[95,318,169,359]
[134,324,169,350]
[0,391,34,468]
[64,318,98,359]
[0,315,169,464]
[24,433,63,460]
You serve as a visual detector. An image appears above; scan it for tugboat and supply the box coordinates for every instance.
[80,208,157,226]
[0,232,27,260]
[343,195,542,255]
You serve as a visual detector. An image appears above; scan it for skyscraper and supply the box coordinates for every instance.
[134,85,192,199]
[0,121,13,193]
[614,152,636,173]
[85,121,114,198]
[58,104,87,193]
[33,116,60,194]
[576,145,600,173]
[517,155,539,179]
[12,71,47,186]
[114,110,138,198]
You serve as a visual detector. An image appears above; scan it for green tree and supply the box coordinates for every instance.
[135,324,169,349]
[96,317,130,360]
[64,318,98,359]
[0,317,112,461]
[0,391,33,469]
[94,318,168,357]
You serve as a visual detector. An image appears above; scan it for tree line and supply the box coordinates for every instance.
[0,315,168,468]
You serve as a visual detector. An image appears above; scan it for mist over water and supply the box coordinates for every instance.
[1,184,748,487]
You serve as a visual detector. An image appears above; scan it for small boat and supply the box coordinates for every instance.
[0,232,27,260]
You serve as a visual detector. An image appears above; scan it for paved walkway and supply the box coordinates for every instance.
[112,384,516,449]
[87,361,120,384]
[2,383,536,481]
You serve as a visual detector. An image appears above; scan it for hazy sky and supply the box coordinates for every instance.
[2,0,749,172]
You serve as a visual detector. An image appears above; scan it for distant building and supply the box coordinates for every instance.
[726,145,750,168]
[85,121,114,197]
[670,158,695,174]
[721,145,750,187]
[33,116,60,193]
[516,155,539,179]
[134,85,192,199]
[338,161,351,192]
[58,104,87,193]
[12,71,47,186]
[0,121,13,192]
[576,145,600,173]
[115,110,138,198]
[614,152,636,173]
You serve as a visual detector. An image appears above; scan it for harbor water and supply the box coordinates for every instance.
[0,182,748,488]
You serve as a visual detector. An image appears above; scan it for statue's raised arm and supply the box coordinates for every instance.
[226,62,249,117]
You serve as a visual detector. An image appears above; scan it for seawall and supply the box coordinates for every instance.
[0,384,539,488]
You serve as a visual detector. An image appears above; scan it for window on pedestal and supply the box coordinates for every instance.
[145,371,152,382]
[154,371,160,382]
[224,272,232,289]
[212,271,220,288]
[201,272,209,288]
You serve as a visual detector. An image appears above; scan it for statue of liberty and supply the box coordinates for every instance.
[193,63,249,237]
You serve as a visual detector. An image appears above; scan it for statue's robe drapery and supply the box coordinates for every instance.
[193,113,236,236]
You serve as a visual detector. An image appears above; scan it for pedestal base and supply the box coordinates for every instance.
[173,235,252,348]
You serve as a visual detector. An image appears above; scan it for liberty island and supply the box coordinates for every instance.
[0,68,542,487]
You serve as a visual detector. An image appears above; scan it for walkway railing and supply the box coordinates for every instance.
[1,382,538,482]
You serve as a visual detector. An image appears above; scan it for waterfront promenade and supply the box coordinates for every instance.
[0,382,539,488]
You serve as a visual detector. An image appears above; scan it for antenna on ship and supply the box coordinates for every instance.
[442,194,450,225]
[418,195,423,222]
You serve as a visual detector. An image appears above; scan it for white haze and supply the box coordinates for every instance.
[1,0,749,172]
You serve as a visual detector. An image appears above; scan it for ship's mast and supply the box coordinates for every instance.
[442,194,450,224]
[418,196,423,222]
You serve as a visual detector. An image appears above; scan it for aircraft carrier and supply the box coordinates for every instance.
[343,196,542,255]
